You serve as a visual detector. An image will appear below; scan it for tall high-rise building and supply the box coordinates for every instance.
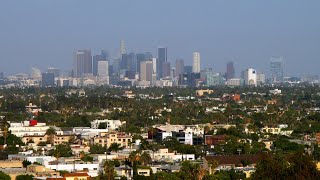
[136,52,153,74]
[97,61,109,85]
[226,61,235,80]
[73,49,92,77]
[112,58,120,73]
[31,68,42,81]
[270,56,284,83]
[120,53,136,71]
[127,53,136,72]
[184,66,193,73]
[162,62,171,78]
[136,53,146,73]
[175,59,184,78]
[101,49,109,60]
[120,40,126,55]
[257,72,265,85]
[152,58,157,74]
[41,72,55,87]
[140,61,153,81]
[158,47,167,78]
[98,61,109,77]
[47,67,61,78]
[243,68,257,86]
[93,55,106,76]
[192,52,201,73]
[120,54,128,70]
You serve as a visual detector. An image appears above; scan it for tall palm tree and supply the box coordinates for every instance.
[129,151,141,166]
[54,151,60,177]
[104,160,115,180]
[207,159,219,175]
[1,120,9,145]
[140,151,152,166]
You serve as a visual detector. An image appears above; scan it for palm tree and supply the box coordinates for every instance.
[54,150,60,176]
[129,151,141,166]
[1,120,9,146]
[207,159,219,175]
[45,127,56,145]
[108,142,123,152]
[104,160,115,180]
[140,151,152,166]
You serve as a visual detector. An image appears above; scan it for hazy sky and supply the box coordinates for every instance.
[0,0,319,76]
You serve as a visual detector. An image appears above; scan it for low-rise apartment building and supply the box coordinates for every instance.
[92,132,132,148]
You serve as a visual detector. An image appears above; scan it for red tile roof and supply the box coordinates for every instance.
[64,172,89,177]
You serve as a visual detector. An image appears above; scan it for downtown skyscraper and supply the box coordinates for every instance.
[175,59,184,78]
[270,56,284,83]
[157,47,167,78]
[192,52,201,73]
[93,54,106,76]
[73,49,92,78]
[226,61,235,80]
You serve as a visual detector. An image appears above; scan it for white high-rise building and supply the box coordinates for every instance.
[120,40,126,55]
[152,58,157,74]
[192,52,201,73]
[31,68,41,81]
[244,68,257,86]
[97,61,109,85]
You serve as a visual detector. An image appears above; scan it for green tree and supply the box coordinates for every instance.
[0,134,24,146]
[45,127,57,145]
[1,120,9,145]
[214,169,246,180]
[140,151,152,166]
[54,143,72,157]
[153,171,179,180]
[59,170,69,176]
[108,143,123,152]
[104,160,115,180]
[98,122,107,129]
[89,144,106,154]
[22,160,32,168]
[177,161,207,180]
[0,171,10,180]
[251,152,320,179]
[16,174,33,180]
[81,154,93,163]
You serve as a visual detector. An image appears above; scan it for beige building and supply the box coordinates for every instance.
[196,89,214,96]
[93,132,132,148]
[22,134,74,146]
[27,164,59,177]
[0,160,23,168]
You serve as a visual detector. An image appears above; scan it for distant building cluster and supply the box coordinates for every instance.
[1,41,319,88]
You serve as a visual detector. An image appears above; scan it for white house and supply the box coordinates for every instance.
[90,119,125,130]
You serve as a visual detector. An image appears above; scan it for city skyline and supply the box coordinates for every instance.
[0,1,319,76]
